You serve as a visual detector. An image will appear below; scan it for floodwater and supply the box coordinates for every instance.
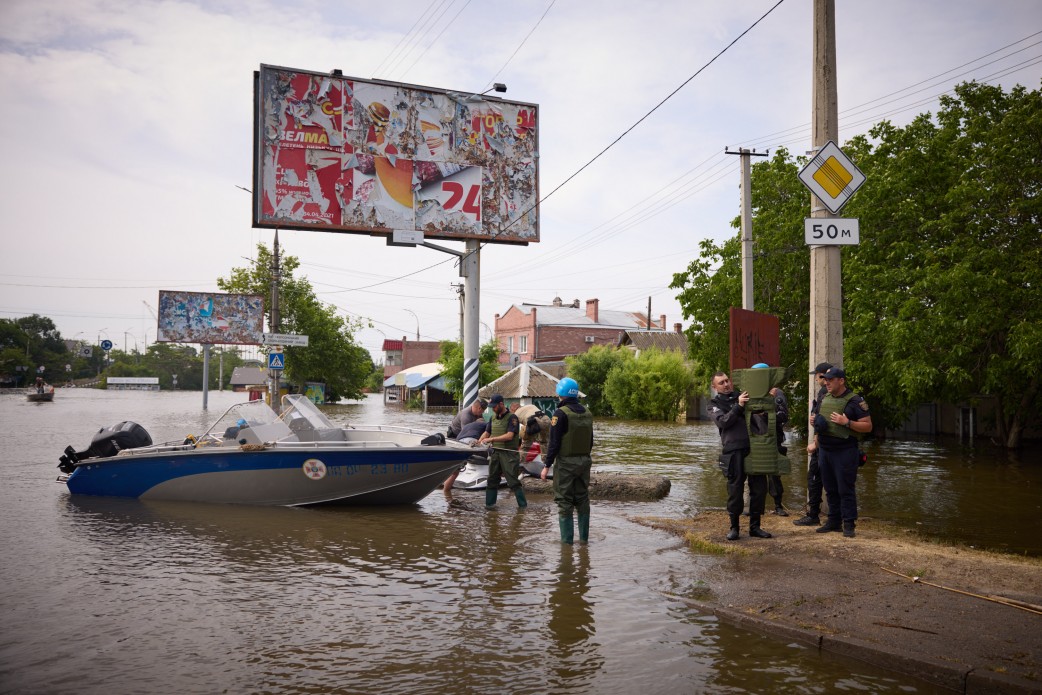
[2,390,1037,694]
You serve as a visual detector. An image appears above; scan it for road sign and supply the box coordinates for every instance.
[798,140,866,214]
[100,339,113,351]
[262,333,309,347]
[268,352,285,370]
[805,218,860,245]
[79,346,93,358]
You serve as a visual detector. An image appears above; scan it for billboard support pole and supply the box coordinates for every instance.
[202,344,210,409]
[270,230,282,413]
[461,240,481,409]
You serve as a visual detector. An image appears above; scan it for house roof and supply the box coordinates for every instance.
[617,330,689,353]
[382,362,443,389]
[478,362,582,399]
[515,303,651,329]
[382,339,403,351]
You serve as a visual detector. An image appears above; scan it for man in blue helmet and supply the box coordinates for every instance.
[541,377,594,545]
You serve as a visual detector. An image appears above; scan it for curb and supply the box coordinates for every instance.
[679,597,1038,694]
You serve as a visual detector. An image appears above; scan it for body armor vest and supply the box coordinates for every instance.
[732,367,791,475]
[819,391,858,441]
[491,413,519,449]
[558,404,593,458]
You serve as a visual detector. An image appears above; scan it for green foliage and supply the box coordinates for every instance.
[0,315,72,385]
[365,363,386,393]
[603,348,698,421]
[671,82,1042,446]
[438,339,502,403]
[217,243,372,401]
[565,345,633,416]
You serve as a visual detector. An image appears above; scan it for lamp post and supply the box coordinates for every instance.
[403,309,420,341]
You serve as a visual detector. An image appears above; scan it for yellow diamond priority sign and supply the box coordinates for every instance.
[798,140,866,214]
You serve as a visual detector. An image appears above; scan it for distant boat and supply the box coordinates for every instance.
[57,394,481,506]
[27,384,55,402]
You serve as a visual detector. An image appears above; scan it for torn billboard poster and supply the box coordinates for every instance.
[254,65,539,244]
[156,291,265,345]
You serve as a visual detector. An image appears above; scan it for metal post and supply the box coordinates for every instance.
[202,344,210,410]
[270,231,281,412]
[461,239,481,409]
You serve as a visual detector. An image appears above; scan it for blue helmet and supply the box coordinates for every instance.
[751,362,769,368]
[556,377,579,398]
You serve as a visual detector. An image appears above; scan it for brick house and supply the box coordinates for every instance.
[494,297,672,365]
[382,337,444,381]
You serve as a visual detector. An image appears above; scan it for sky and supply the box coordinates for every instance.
[1,0,1040,362]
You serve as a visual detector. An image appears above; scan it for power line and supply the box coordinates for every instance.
[482,0,557,91]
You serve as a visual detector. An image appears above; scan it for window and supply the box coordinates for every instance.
[519,335,528,353]
[507,336,514,353]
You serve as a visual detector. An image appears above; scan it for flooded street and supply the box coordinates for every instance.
[2,389,1038,693]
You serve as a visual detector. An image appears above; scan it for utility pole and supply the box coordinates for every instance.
[809,0,843,378]
[725,147,769,311]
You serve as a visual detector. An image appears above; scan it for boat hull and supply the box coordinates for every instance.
[65,446,468,506]
[27,392,54,402]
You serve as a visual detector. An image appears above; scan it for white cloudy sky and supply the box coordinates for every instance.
[1,0,1040,359]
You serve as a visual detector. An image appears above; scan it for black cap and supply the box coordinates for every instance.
[489,394,504,405]
[812,361,833,375]
[822,367,846,380]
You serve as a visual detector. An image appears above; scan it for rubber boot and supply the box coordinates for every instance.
[577,513,590,545]
[514,486,527,509]
[749,514,773,538]
[559,514,574,545]
[485,487,497,508]
[726,514,740,541]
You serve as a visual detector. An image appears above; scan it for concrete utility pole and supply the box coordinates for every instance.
[808,0,843,383]
[726,147,769,310]
[461,240,481,409]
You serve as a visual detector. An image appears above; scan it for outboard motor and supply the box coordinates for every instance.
[58,421,152,474]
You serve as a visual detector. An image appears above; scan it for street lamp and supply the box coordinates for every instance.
[403,309,420,341]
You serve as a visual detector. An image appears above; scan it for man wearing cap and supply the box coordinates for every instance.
[808,367,872,538]
[443,398,488,492]
[793,362,832,526]
[478,394,527,509]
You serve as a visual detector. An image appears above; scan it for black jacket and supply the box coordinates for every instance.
[709,391,750,453]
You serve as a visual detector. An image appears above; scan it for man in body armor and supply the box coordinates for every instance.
[794,362,832,527]
[809,367,872,538]
[541,377,594,545]
[710,371,778,541]
[477,394,527,509]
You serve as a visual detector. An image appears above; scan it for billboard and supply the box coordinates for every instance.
[157,291,265,345]
[253,65,539,245]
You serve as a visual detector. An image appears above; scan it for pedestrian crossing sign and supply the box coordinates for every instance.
[268,352,284,370]
[797,140,866,214]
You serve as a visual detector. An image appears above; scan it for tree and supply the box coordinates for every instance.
[437,339,502,404]
[671,82,1042,447]
[603,348,698,421]
[218,243,372,401]
[565,344,633,416]
[0,315,70,384]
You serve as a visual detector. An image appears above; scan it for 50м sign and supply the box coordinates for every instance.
[804,218,859,245]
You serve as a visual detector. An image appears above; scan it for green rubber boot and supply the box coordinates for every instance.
[514,487,527,508]
[485,487,497,508]
[558,514,574,545]
[577,513,590,544]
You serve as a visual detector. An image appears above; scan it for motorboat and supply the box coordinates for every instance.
[451,442,550,490]
[27,383,55,402]
[56,394,482,506]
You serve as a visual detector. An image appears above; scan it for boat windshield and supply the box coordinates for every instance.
[280,394,336,431]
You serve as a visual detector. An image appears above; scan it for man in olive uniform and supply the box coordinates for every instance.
[794,362,832,526]
[477,394,527,509]
[541,377,594,545]
[809,367,872,538]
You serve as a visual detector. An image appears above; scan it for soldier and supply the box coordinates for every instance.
[478,395,527,509]
[541,378,594,545]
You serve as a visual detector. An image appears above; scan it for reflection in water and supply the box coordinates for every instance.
[546,547,601,691]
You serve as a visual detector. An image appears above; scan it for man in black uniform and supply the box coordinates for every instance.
[709,371,772,541]
[794,362,831,526]
[541,377,593,545]
[809,367,872,538]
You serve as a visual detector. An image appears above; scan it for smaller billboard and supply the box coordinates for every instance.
[156,291,265,345]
